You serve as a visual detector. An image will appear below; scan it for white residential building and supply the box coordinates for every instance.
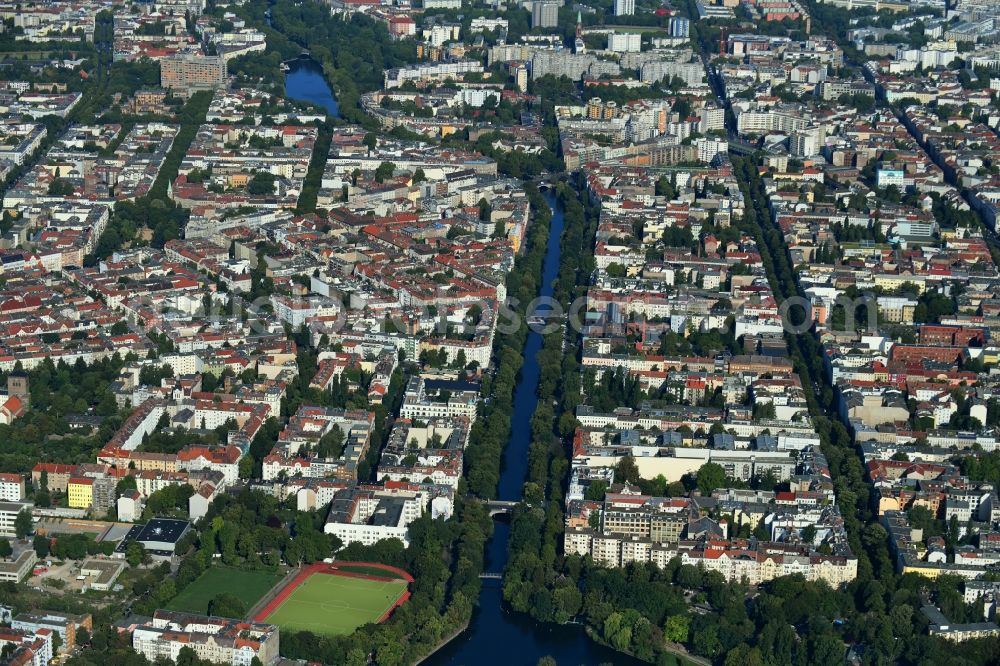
[131,611,279,666]
[0,474,24,502]
[608,33,642,53]
[0,502,31,538]
[614,0,635,16]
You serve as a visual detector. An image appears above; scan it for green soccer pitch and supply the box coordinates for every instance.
[263,572,409,636]
[166,566,285,616]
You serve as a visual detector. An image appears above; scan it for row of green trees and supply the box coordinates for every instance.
[464,184,555,497]
[85,91,212,263]
[501,179,591,615]
[295,122,334,213]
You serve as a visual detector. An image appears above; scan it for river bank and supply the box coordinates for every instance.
[412,621,471,666]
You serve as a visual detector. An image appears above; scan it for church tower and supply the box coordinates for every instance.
[7,370,28,409]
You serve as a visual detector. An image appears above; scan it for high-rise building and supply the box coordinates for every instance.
[699,105,726,133]
[614,0,635,16]
[669,16,690,38]
[511,61,529,93]
[531,1,559,28]
[160,55,227,97]
[608,32,642,53]
[694,137,729,163]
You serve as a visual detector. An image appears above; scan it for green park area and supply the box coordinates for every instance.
[264,573,408,636]
[165,566,285,617]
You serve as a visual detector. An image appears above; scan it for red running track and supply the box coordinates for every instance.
[254,561,414,625]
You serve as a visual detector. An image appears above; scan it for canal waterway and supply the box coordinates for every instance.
[426,195,646,666]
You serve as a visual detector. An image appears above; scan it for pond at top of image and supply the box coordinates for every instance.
[284,57,339,118]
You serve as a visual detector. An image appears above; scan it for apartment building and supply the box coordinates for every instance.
[614,0,635,15]
[398,376,479,421]
[0,502,29,538]
[0,473,24,502]
[31,463,76,493]
[677,540,859,587]
[160,55,227,97]
[131,611,279,665]
[12,612,91,652]
[0,626,52,666]
[0,551,37,583]
[323,482,453,547]
[531,1,558,28]
[66,477,93,510]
